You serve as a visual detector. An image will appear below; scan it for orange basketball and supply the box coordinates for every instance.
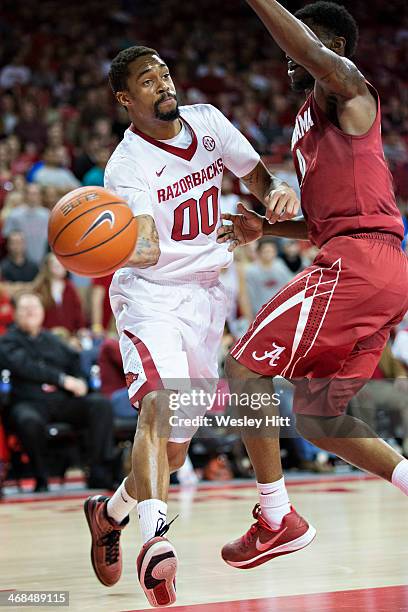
[48,186,138,277]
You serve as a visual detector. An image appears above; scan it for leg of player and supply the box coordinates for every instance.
[84,392,188,607]
[131,390,179,607]
[221,355,316,569]
[296,413,408,495]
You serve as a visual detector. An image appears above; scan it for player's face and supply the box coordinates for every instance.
[121,55,179,122]
[287,21,334,93]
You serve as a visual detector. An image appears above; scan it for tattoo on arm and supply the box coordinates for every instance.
[317,55,364,98]
[127,214,160,268]
[241,162,281,203]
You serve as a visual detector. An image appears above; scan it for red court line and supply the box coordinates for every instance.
[129,585,408,612]
[0,474,377,505]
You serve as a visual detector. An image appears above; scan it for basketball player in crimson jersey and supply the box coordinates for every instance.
[217,0,408,570]
[83,45,302,607]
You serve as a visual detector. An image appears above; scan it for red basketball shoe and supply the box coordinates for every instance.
[84,495,129,586]
[136,518,178,608]
[221,504,316,569]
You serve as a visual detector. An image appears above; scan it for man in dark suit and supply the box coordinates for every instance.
[1,291,114,492]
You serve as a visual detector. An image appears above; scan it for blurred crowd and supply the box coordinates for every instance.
[0,0,407,494]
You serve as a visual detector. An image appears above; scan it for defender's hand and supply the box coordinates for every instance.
[264,182,300,223]
[217,203,264,251]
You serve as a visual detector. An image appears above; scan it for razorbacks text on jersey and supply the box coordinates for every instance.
[105,104,260,281]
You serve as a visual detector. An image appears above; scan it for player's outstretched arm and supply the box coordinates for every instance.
[241,160,300,223]
[125,214,160,268]
[217,203,308,251]
[246,0,366,99]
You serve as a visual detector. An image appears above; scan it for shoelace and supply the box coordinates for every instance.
[153,514,179,539]
[100,530,121,565]
[241,504,270,547]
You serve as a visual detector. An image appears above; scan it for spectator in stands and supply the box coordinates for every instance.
[0,53,31,89]
[245,238,293,317]
[32,253,86,334]
[0,292,114,492]
[90,274,114,335]
[354,341,408,453]
[99,336,134,418]
[82,147,110,187]
[13,100,46,150]
[280,239,306,274]
[31,147,80,194]
[42,185,59,211]
[1,231,39,283]
[3,183,49,265]
[392,322,408,369]
[0,285,13,335]
[220,173,242,215]
[72,136,103,181]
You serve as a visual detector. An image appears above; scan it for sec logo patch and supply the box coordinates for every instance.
[202,135,216,151]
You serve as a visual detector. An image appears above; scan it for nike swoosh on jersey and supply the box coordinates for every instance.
[156,165,166,177]
[77,210,115,244]
[120,491,128,503]
[255,526,288,552]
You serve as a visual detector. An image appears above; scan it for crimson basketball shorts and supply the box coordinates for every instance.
[231,233,408,416]
[109,270,228,442]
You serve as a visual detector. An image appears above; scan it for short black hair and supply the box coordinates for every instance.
[295,2,359,57]
[108,46,159,93]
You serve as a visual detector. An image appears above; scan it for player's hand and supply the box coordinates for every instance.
[217,203,264,251]
[63,375,88,397]
[264,182,300,223]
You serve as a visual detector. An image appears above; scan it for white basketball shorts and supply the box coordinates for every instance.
[109,270,228,442]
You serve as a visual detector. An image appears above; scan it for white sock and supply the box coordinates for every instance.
[106,479,137,524]
[391,459,408,495]
[138,499,168,543]
[257,477,291,530]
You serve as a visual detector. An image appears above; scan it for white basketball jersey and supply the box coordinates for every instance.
[105,104,259,282]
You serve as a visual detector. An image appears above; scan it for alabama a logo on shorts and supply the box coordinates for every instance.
[252,343,286,367]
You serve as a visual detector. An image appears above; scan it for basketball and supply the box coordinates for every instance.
[48,186,138,277]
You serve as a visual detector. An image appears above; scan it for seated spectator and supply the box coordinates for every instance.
[99,336,135,418]
[0,292,114,492]
[82,147,110,187]
[245,238,293,317]
[30,147,80,195]
[2,183,49,265]
[1,231,39,283]
[353,342,408,453]
[0,285,14,335]
[280,239,306,274]
[33,253,86,334]
[42,185,59,211]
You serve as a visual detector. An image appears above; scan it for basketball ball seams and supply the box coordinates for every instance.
[59,248,134,277]
[55,216,137,257]
[49,186,138,277]
[49,201,128,248]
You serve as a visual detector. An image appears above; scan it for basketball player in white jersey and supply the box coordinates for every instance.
[84,46,300,608]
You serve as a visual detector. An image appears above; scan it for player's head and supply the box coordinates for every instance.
[108,46,179,122]
[288,1,359,92]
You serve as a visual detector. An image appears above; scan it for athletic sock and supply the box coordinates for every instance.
[391,459,408,496]
[257,477,291,530]
[107,479,137,524]
[138,498,168,543]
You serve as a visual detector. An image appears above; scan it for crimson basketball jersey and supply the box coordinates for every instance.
[291,84,404,247]
[105,104,259,282]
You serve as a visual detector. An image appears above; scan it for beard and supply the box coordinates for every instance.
[290,71,315,93]
[154,94,180,121]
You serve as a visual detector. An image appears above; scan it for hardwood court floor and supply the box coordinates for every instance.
[1,474,408,611]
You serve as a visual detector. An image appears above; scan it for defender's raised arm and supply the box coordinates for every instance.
[246,0,366,100]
